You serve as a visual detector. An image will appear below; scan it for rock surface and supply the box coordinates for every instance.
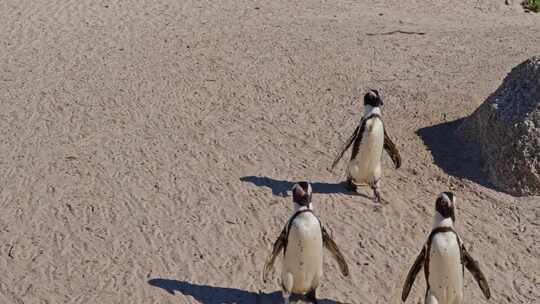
[460,56,540,196]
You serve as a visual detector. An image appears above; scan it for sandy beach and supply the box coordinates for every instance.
[0,1,539,303]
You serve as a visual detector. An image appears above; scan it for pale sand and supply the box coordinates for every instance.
[0,1,539,303]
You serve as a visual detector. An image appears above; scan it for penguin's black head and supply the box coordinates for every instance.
[435,191,456,222]
[292,182,312,208]
[363,89,383,107]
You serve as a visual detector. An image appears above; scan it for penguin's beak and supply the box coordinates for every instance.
[373,89,383,106]
[298,193,311,206]
[293,186,304,197]
[292,184,307,205]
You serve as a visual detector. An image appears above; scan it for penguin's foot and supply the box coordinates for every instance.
[344,179,358,192]
[282,292,290,304]
[372,187,382,204]
[306,288,317,304]
[282,273,293,304]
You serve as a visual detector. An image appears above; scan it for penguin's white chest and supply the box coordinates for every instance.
[428,232,464,304]
[348,118,384,184]
[282,213,323,293]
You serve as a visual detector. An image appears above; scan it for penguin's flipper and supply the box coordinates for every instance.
[383,128,401,169]
[462,246,491,299]
[262,225,287,283]
[331,125,361,170]
[321,226,349,276]
[401,246,426,302]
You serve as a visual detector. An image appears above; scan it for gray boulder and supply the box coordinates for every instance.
[459,56,540,196]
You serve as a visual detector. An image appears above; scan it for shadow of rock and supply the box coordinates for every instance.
[148,279,351,304]
[239,176,370,199]
[416,118,495,190]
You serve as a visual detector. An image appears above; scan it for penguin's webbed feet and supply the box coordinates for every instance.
[282,292,290,304]
[372,187,383,204]
[306,288,318,304]
[344,178,358,193]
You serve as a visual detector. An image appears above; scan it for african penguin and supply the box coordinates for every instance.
[331,89,401,203]
[401,192,491,304]
[263,182,349,304]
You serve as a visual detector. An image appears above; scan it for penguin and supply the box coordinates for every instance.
[331,89,401,203]
[401,192,491,304]
[263,182,349,303]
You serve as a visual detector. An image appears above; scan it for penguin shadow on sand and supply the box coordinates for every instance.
[148,279,351,304]
[416,118,494,190]
[239,176,371,200]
